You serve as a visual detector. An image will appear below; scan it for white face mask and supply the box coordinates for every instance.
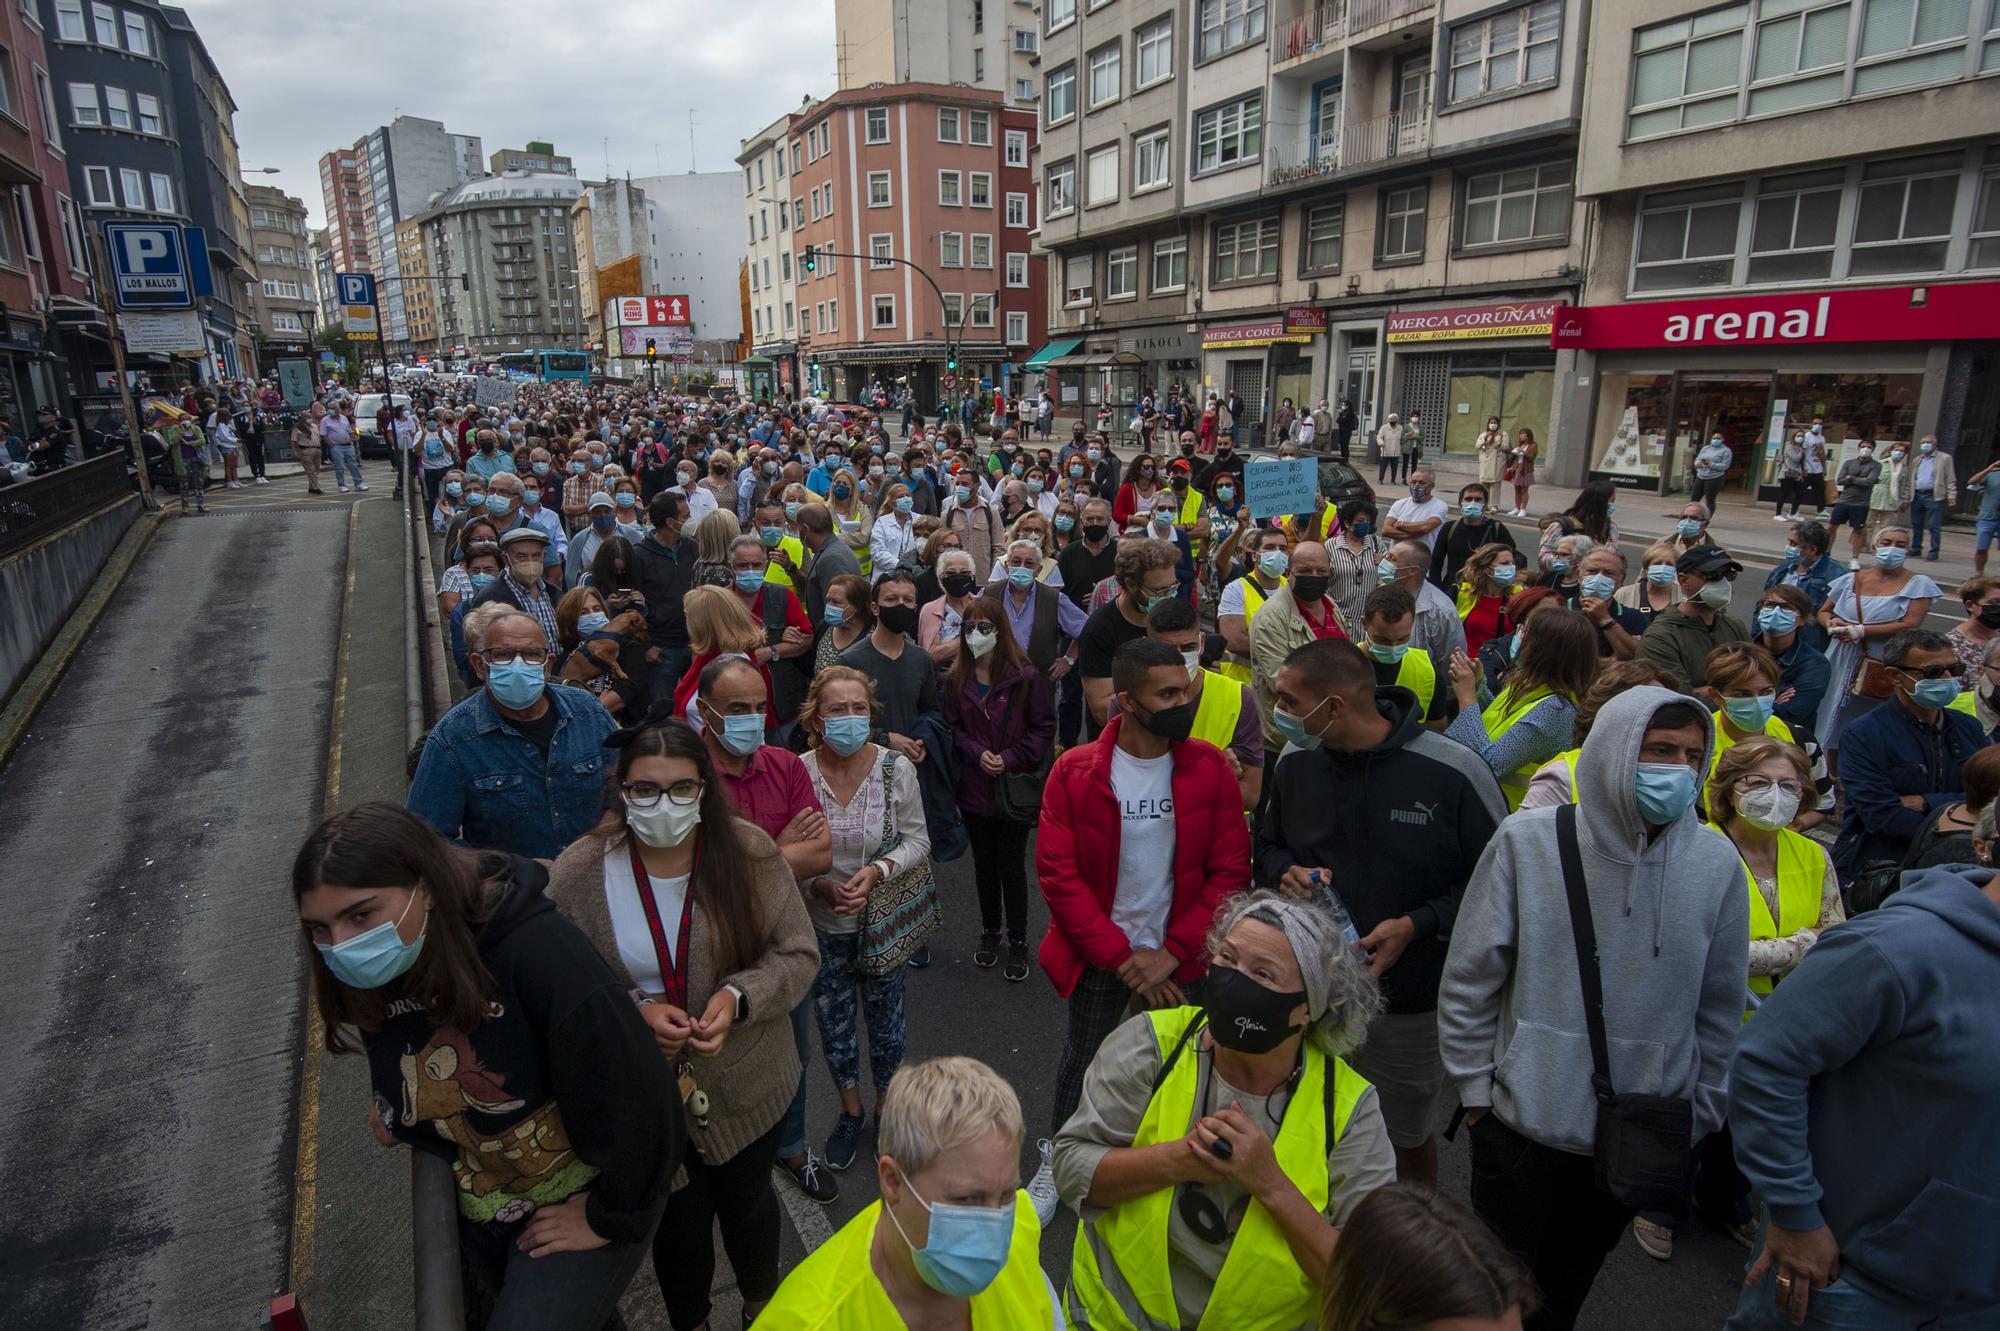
[1182,650,1200,681]
[965,627,997,658]
[1695,578,1734,612]
[1733,784,1800,832]
[626,795,700,848]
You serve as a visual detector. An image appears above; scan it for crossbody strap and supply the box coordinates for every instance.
[1555,804,1617,1106]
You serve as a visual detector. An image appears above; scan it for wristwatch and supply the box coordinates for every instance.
[724,982,748,1023]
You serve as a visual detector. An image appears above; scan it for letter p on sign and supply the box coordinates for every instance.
[123,231,168,270]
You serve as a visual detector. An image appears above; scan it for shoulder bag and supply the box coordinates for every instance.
[992,677,1053,825]
[857,752,941,975]
[1554,804,1694,1211]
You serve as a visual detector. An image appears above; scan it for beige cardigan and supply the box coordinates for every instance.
[547,818,818,1169]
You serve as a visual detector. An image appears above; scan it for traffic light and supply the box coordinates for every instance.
[946,351,958,371]
[645,336,657,358]
[801,244,818,274]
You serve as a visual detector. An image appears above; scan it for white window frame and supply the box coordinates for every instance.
[1006,251,1029,286]
[1197,0,1268,61]
[941,231,964,267]
[1105,244,1139,299]
[829,298,838,331]
[1194,94,1263,174]
[1004,129,1028,167]
[1134,126,1171,193]
[82,163,111,206]
[1378,184,1429,261]
[939,169,963,206]
[34,67,59,151]
[969,171,992,207]
[1063,252,1094,305]
[1088,42,1122,108]
[1046,160,1075,216]
[90,1,115,45]
[968,109,992,146]
[942,292,965,327]
[939,106,962,144]
[865,107,890,143]
[1458,160,1574,249]
[1085,144,1120,207]
[1006,309,1029,344]
[868,170,893,207]
[970,234,994,268]
[1212,215,1280,282]
[1135,15,1175,87]
[969,293,996,327]
[1303,201,1345,273]
[1046,64,1076,125]
[1048,0,1077,33]
[123,10,148,54]
[68,81,98,127]
[55,0,84,42]
[870,232,895,268]
[103,85,129,130]
[872,293,897,328]
[117,166,143,209]
[1005,191,1030,227]
[1013,26,1040,52]
[57,193,85,273]
[135,90,160,135]
[1151,235,1189,292]
[1447,0,1563,105]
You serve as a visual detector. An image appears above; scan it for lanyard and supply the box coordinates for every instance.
[628,836,698,1011]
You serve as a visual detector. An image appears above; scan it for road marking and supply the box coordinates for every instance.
[289,501,360,1296]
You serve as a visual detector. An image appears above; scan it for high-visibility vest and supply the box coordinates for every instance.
[1743,828,1824,1020]
[1543,747,1583,804]
[762,533,809,590]
[1067,1006,1370,1331]
[1948,687,1979,721]
[1188,671,1247,754]
[755,1189,1054,1330]
[1285,500,1337,542]
[1711,711,1795,775]
[1175,487,1207,558]
[1484,685,1556,811]
[1386,647,1437,720]
[1219,574,1283,684]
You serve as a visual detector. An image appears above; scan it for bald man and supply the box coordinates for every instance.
[1249,540,1353,752]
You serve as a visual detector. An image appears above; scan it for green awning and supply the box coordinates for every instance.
[741,355,774,367]
[1023,338,1082,369]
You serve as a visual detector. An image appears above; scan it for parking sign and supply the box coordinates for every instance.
[336,272,376,307]
[105,222,191,309]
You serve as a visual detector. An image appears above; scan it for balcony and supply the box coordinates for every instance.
[1341,110,1429,168]
[1344,0,1434,48]
[1275,3,1345,74]
[1269,127,1342,185]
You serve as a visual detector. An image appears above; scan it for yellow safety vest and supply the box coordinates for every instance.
[1743,828,1824,1020]
[1948,687,1979,721]
[1710,712,1795,775]
[1388,647,1436,721]
[1175,487,1207,559]
[835,514,873,578]
[1068,1006,1370,1331]
[1484,685,1556,811]
[1188,671,1247,754]
[755,1189,1051,1330]
[1219,575,1283,685]
[763,533,809,591]
[1285,500,1337,542]
[1545,747,1583,804]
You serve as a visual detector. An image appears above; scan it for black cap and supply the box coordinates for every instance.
[1676,546,1743,577]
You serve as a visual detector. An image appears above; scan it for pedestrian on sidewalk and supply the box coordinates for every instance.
[1475,415,1508,488]
[240,401,268,485]
[320,408,364,493]
[1907,434,1957,562]
[1802,417,1828,506]
[1376,413,1404,486]
[290,411,323,495]
[1336,398,1358,462]
[1774,431,1809,520]
[1831,443,1883,565]
[1691,431,1734,515]
[166,414,208,515]
[1506,429,1538,516]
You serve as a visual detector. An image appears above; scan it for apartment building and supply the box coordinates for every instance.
[491,143,572,176]
[741,109,804,393]
[317,146,369,277]
[1558,0,2000,500]
[309,226,338,333]
[835,0,1041,108]
[573,178,658,377]
[790,82,1047,405]
[245,183,313,342]
[1034,0,1590,462]
[397,218,441,357]
[410,169,583,360]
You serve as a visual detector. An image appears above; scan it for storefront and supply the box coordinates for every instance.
[1116,325,1202,405]
[1383,300,1563,463]
[1199,309,1327,448]
[1554,281,1996,503]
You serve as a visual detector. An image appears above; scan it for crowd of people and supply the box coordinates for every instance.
[290,377,1998,1331]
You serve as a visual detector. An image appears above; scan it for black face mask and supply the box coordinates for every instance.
[877,603,919,637]
[1180,443,1196,456]
[1135,698,1194,742]
[1979,605,2000,630]
[1171,476,1188,491]
[1292,574,1330,604]
[1083,523,1110,543]
[941,572,978,598]
[1204,964,1306,1054]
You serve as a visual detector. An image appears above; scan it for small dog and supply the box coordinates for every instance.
[559,610,649,684]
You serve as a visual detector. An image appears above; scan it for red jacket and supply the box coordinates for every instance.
[1035,716,1250,998]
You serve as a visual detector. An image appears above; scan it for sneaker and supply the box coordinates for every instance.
[1773,513,1791,520]
[824,1113,866,1171]
[227,481,244,489]
[254,476,268,485]
[1005,940,1030,983]
[356,483,369,491]
[1632,1216,1674,1261]
[974,931,1000,967]
[781,1152,838,1204]
[339,485,351,493]
[1027,1139,1060,1228]
[906,944,931,970]
[1722,1218,1757,1250]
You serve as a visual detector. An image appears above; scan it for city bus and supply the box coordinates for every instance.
[496,349,592,383]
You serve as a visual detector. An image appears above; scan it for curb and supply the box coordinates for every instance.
[0,503,167,767]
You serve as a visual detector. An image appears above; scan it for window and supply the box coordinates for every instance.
[939,106,961,143]
[873,294,897,327]
[1086,145,1119,206]
[1747,168,1843,281]
[866,107,889,143]
[868,170,892,206]
[91,1,115,45]
[970,172,992,206]
[829,298,838,331]
[68,82,97,126]
[970,294,996,327]
[1049,0,1076,30]
[1194,94,1262,173]
[792,143,801,172]
[781,250,792,280]
[968,110,992,146]
[1047,65,1076,123]
[1856,0,1976,95]
[941,231,964,266]
[975,0,985,34]
[777,201,788,232]
[1047,160,1075,215]
[971,233,993,267]
[1972,158,2000,268]
[1088,43,1122,106]
[1850,153,1960,274]
[1015,77,1035,103]
[1134,127,1170,191]
[0,194,20,268]
[940,169,963,206]
[1064,253,1093,304]
[870,233,895,267]
[1632,183,1742,289]
[1006,251,1029,285]
[784,301,794,329]
[83,164,111,205]
[794,197,805,227]
[1152,235,1188,290]
[775,147,785,178]
[123,9,149,54]
[757,159,766,188]
[1378,184,1428,260]
[1448,0,1562,104]
[55,0,84,41]
[1006,191,1030,227]
[1303,201,1344,272]
[118,166,143,209]
[1198,0,1267,59]
[1136,16,1175,86]
[34,69,59,150]
[1105,244,1138,298]
[1628,6,1750,137]
[103,86,128,130]
[760,208,770,240]
[1749,0,1852,113]
[135,91,159,134]
[271,313,305,335]
[1007,309,1029,344]
[1460,160,1573,248]
[942,293,965,327]
[1213,215,1280,281]
[1005,129,1028,167]
[57,194,84,272]
[1014,26,1040,51]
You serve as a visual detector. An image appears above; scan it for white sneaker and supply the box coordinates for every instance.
[1028,1138,1060,1228]
[255,476,268,485]
[1773,513,1791,521]
[339,485,351,493]
[227,481,245,489]
[356,482,369,491]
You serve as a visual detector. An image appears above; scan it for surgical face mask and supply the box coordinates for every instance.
[831,482,853,501]
[1781,545,1801,565]
[964,626,998,658]
[869,465,885,478]
[625,794,700,849]
[1271,695,1329,751]
[821,714,871,756]
[1152,510,1176,532]
[1722,694,1775,732]
[1462,501,1485,520]
[1055,515,1076,533]
[616,492,638,509]
[883,1169,1016,1298]
[1181,650,1201,681]
[1758,606,1799,636]
[954,485,972,506]
[578,611,611,635]
[1874,546,1907,570]
[762,460,779,476]
[1028,479,1044,495]
[1634,762,1699,824]
[679,471,696,488]
[532,461,550,476]
[315,890,428,990]
[485,494,512,516]
[823,604,848,627]
[1069,463,1085,478]
[1258,550,1290,579]
[1911,677,1960,710]
[783,502,802,522]
[895,496,914,515]
[1087,448,1101,461]
[569,461,585,476]
[469,572,495,592]
[1216,485,1235,504]
[1677,518,1704,539]
[1581,573,1617,600]
[444,481,463,499]
[1734,784,1800,832]
[484,655,547,711]
[1375,558,1397,586]
[522,490,540,508]
[708,708,765,755]
[1366,639,1408,665]
[1920,441,1935,455]
[1006,565,1036,589]
[591,512,616,534]
[1491,563,1517,586]
[1203,964,1306,1055]
[759,526,785,548]
[1647,563,1678,586]
[1550,558,1573,577]
[734,569,766,594]
[1349,520,1373,538]
[1696,578,1734,611]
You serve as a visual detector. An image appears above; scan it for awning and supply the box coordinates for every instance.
[1023,338,1082,369]
[1049,352,1112,369]
[741,355,774,367]
[1107,351,1145,367]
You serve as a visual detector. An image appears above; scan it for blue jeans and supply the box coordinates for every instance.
[1726,1242,1988,1329]
[648,644,692,710]
[1909,489,1944,556]
[458,1191,665,1331]
[329,443,363,488]
[780,998,812,1159]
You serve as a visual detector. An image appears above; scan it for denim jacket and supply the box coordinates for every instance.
[406,684,616,859]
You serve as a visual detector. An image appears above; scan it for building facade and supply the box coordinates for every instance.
[1558,0,2000,501]
[309,224,337,334]
[835,0,1040,109]
[573,177,657,378]
[245,182,312,344]
[740,110,802,394]
[790,83,1047,406]
[490,143,571,176]
[412,169,584,360]
[631,170,750,371]
[349,118,483,354]
[317,145,368,276]
[158,3,251,378]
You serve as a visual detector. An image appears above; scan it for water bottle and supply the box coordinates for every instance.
[1309,871,1363,949]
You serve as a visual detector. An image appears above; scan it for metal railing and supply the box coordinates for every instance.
[1345,0,1435,35]
[1277,2,1345,60]
[1269,127,1343,183]
[0,453,133,561]
[1341,109,1430,168]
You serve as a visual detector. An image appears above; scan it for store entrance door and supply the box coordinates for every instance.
[1669,376,1771,497]
[1345,347,1378,447]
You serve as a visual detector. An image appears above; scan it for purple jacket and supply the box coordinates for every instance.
[939,665,1055,818]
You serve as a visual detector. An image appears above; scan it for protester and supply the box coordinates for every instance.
[1616,540,1684,632]
[1518,660,1686,809]
[1750,584,1831,741]
[1445,607,1595,809]
[1125,597,1265,810]
[1216,525,1291,686]
[1319,1184,1538,1331]
[1326,498,1388,629]
[291,410,324,495]
[1637,547,1750,689]
[1762,519,1842,613]
[1428,483,1517,591]
[552,585,646,717]
[812,572,872,673]
[1078,538,1180,727]
[728,534,814,738]
[1814,525,1938,752]
[1456,543,1521,659]
[1352,586,1438,720]
[1381,539,1469,677]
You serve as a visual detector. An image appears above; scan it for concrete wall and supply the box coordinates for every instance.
[633,171,750,344]
[0,495,141,704]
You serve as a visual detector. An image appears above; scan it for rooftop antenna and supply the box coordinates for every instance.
[603,136,610,177]
[654,141,662,175]
[687,109,697,173]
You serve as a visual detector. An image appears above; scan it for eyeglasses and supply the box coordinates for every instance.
[1738,777,1806,798]
[481,647,550,666]
[1898,663,1958,681]
[962,620,997,634]
[621,779,704,809]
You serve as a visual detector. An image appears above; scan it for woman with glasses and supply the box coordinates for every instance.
[795,667,931,1172]
[547,712,816,1331]
[1749,584,1831,742]
[437,516,502,621]
[1631,736,1842,1264]
[1815,525,1939,756]
[1703,643,1834,831]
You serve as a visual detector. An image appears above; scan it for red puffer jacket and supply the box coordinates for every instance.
[1035,716,1250,998]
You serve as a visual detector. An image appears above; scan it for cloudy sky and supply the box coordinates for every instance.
[180,0,839,227]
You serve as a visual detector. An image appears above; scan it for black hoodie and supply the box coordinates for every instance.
[365,857,683,1243]
[1254,687,1508,1013]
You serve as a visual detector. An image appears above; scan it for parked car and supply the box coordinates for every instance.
[354,392,412,457]
[1242,448,1376,518]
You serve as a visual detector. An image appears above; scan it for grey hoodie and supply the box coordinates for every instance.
[1438,687,1750,1153]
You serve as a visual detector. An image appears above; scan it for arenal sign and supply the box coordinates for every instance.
[1549,280,2000,350]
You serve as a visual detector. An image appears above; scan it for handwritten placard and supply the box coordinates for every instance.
[1243,457,1319,516]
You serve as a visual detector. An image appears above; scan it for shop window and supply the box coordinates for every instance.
[1591,373,1678,481]
[1760,372,1923,487]
[1632,183,1740,290]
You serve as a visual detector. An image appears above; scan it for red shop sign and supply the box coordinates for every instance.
[1549,280,2000,350]
[1284,306,1328,334]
